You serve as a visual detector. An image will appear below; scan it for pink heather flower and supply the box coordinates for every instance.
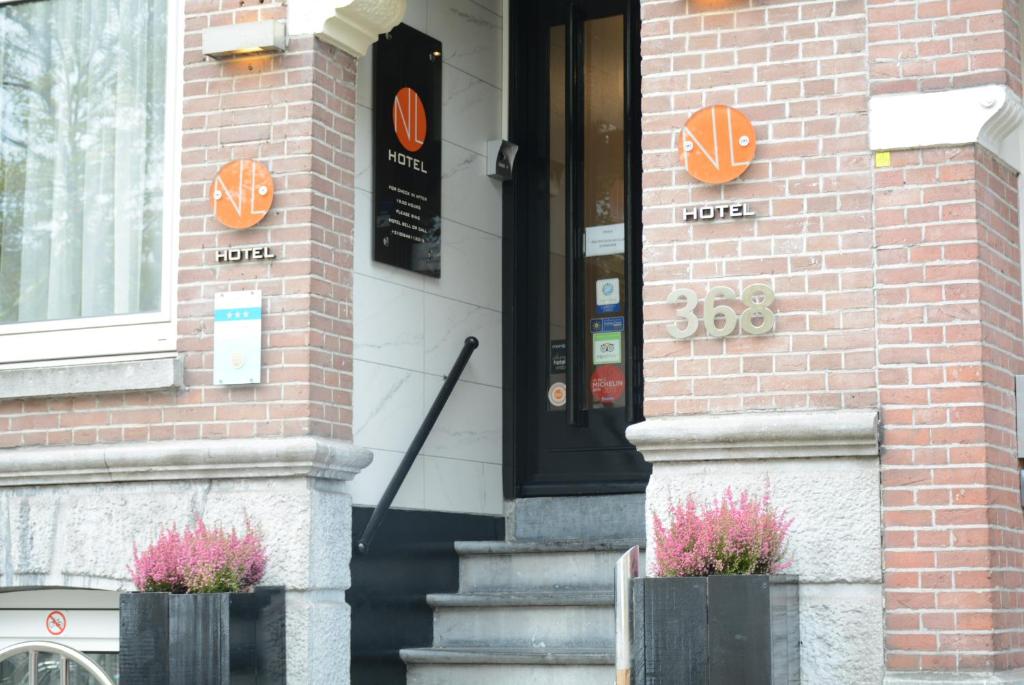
[130,517,268,594]
[652,483,793,577]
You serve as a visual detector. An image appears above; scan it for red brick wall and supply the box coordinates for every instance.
[640,0,876,417]
[866,0,1022,96]
[641,0,1024,675]
[0,1,356,446]
[877,146,1024,671]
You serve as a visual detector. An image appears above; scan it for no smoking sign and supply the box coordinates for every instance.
[45,610,67,636]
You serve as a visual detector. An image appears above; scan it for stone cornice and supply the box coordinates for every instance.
[0,437,373,486]
[626,410,880,462]
[869,84,1024,171]
[288,0,406,57]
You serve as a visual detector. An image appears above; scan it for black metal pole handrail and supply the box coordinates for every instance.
[356,336,480,554]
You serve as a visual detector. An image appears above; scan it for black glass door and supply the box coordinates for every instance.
[507,0,648,496]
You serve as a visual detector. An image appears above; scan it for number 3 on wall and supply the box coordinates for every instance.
[667,284,776,339]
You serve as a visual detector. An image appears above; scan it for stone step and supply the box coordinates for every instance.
[429,591,616,649]
[509,495,646,542]
[456,539,644,593]
[403,647,615,685]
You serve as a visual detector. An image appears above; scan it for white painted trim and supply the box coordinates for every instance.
[0,437,373,486]
[288,0,406,57]
[0,356,182,400]
[0,322,176,365]
[626,410,880,462]
[0,0,183,364]
[869,84,1024,171]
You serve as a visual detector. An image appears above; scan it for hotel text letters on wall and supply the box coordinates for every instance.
[373,24,443,277]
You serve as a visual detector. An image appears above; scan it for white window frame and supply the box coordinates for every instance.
[0,0,183,366]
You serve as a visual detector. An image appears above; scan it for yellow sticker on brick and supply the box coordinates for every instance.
[875,151,892,168]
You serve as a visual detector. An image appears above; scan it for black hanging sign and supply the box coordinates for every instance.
[373,24,443,277]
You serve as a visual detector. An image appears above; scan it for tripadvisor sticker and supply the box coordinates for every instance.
[593,332,622,365]
[548,382,567,407]
[591,365,625,405]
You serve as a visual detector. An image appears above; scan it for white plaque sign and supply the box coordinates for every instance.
[213,290,263,385]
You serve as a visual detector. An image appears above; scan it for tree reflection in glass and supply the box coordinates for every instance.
[0,0,167,324]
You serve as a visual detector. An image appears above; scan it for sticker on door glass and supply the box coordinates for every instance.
[595,278,620,314]
[550,340,567,374]
[548,382,567,408]
[590,316,625,333]
[584,223,625,257]
[591,365,625,405]
[593,332,622,365]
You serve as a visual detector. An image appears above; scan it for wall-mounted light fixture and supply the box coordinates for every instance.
[202,20,287,59]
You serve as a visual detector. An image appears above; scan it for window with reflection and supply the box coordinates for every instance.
[0,0,168,325]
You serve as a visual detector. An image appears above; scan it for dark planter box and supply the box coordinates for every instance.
[631,575,799,685]
[119,586,286,685]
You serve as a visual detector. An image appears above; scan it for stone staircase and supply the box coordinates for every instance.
[401,495,645,685]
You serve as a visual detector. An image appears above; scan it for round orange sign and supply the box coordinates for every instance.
[392,86,427,153]
[678,105,756,185]
[210,159,274,230]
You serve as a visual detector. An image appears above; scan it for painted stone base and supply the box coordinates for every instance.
[627,410,883,685]
[0,437,371,685]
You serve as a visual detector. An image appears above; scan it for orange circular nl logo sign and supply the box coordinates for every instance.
[679,105,756,185]
[393,86,427,153]
[210,159,274,230]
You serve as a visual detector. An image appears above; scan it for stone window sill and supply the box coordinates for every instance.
[0,356,183,401]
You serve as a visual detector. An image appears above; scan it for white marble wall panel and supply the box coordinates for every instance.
[351,0,504,516]
[469,0,502,18]
[421,376,501,465]
[347,448,427,510]
[353,361,425,454]
[353,275,425,370]
[440,142,502,237]
[442,63,501,156]
[423,297,500,387]
[423,220,501,310]
[427,0,502,87]
[424,455,502,515]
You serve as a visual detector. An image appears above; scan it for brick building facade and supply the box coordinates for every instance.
[1,0,1024,682]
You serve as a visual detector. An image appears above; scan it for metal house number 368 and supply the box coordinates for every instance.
[667,284,776,339]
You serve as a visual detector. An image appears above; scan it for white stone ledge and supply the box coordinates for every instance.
[0,437,373,486]
[885,670,1024,684]
[626,409,879,462]
[288,0,406,57]
[869,84,1024,171]
[0,356,183,401]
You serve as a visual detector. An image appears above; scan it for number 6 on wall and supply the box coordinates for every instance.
[666,284,776,340]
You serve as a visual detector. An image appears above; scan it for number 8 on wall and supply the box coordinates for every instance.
[666,284,776,339]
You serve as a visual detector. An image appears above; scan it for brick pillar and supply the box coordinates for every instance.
[179,2,355,442]
[877,146,1024,673]
[635,0,1024,680]
[866,0,1024,676]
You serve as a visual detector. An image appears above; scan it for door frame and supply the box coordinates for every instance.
[502,0,645,499]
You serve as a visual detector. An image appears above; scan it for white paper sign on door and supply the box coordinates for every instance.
[584,223,625,257]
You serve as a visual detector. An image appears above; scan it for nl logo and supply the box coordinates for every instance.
[210,159,274,230]
[389,86,429,174]
[678,104,756,185]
